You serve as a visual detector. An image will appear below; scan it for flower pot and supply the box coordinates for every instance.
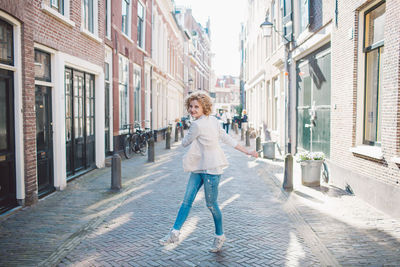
[300,160,324,187]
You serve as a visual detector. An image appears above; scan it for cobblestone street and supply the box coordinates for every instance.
[1,134,400,266]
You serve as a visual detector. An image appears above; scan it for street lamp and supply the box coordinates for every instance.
[259,18,290,43]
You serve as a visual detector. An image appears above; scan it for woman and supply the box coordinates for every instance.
[160,92,258,252]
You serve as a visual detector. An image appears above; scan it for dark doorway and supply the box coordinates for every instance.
[65,68,95,178]
[0,69,16,213]
[35,85,55,197]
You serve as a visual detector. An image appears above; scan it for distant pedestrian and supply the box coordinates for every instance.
[241,110,248,130]
[160,92,258,252]
[221,110,231,134]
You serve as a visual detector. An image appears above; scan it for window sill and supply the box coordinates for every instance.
[391,157,400,164]
[41,4,75,28]
[349,145,383,160]
[137,45,148,55]
[122,33,134,44]
[80,28,102,44]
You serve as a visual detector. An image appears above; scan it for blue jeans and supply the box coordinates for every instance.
[173,172,223,235]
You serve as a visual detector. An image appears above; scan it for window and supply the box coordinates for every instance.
[34,50,51,82]
[273,77,279,131]
[137,1,145,48]
[122,0,131,36]
[298,0,310,33]
[363,2,385,145]
[119,55,129,130]
[51,0,64,14]
[83,0,94,33]
[134,68,141,122]
[0,19,13,66]
[105,0,111,38]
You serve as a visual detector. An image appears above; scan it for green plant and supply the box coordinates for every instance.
[297,151,325,162]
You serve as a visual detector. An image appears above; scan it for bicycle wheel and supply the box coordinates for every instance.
[132,134,141,154]
[123,135,134,159]
[139,135,147,155]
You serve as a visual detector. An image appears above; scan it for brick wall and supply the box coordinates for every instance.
[330,0,400,187]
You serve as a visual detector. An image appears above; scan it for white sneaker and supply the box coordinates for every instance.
[159,229,180,245]
[209,234,226,252]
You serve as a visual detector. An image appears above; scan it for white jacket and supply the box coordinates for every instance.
[182,115,238,172]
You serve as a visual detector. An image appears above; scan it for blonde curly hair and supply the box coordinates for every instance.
[184,91,213,116]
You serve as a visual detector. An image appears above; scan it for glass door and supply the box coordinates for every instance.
[0,69,16,212]
[65,68,95,177]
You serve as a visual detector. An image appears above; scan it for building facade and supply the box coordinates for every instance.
[244,0,286,148]
[175,7,211,95]
[211,75,240,116]
[0,0,106,212]
[0,0,213,214]
[244,0,400,217]
[150,0,185,133]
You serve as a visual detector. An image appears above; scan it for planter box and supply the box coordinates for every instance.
[300,160,324,187]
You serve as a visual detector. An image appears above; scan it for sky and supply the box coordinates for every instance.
[174,0,246,77]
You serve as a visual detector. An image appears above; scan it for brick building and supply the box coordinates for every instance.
[0,0,106,212]
[108,0,152,152]
[329,0,400,217]
[150,0,185,134]
[175,7,211,94]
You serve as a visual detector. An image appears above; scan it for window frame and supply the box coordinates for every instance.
[137,0,145,49]
[121,0,131,38]
[118,54,129,132]
[362,1,385,146]
[51,0,64,15]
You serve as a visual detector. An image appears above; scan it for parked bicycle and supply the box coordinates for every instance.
[123,122,152,159]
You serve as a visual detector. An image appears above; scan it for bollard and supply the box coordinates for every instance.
[245,130,250,147]
[180,126,184,137]
[256,136,261,152]
[283,154,293,191]
[111,153,121,191]
[175,125,179,142]
[234,123,238,135]
[166,128,171,149]
[241,127,244,141]
[148,137,155,162]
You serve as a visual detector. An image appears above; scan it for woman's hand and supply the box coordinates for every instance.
[247,150,258,158]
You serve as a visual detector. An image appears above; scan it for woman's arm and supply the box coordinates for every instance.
[234,143,258,158]
[181,122,199,147]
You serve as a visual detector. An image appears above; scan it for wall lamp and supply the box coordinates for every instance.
[259,18,290,43]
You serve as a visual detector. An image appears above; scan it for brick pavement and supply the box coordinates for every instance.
[0,132,400,266]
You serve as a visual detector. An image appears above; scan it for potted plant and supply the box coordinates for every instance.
[297,151,325,187]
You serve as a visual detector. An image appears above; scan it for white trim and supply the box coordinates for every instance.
[34,43,57,54]
[80,28,103,43]
[53,52,105,188]
[349,145,383,160]
[122,32,135,44]
[292,23,332,60]
[34,80,54,87]
[137,45,148,55]
[41,3,75,27]
[0,63,16,72]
